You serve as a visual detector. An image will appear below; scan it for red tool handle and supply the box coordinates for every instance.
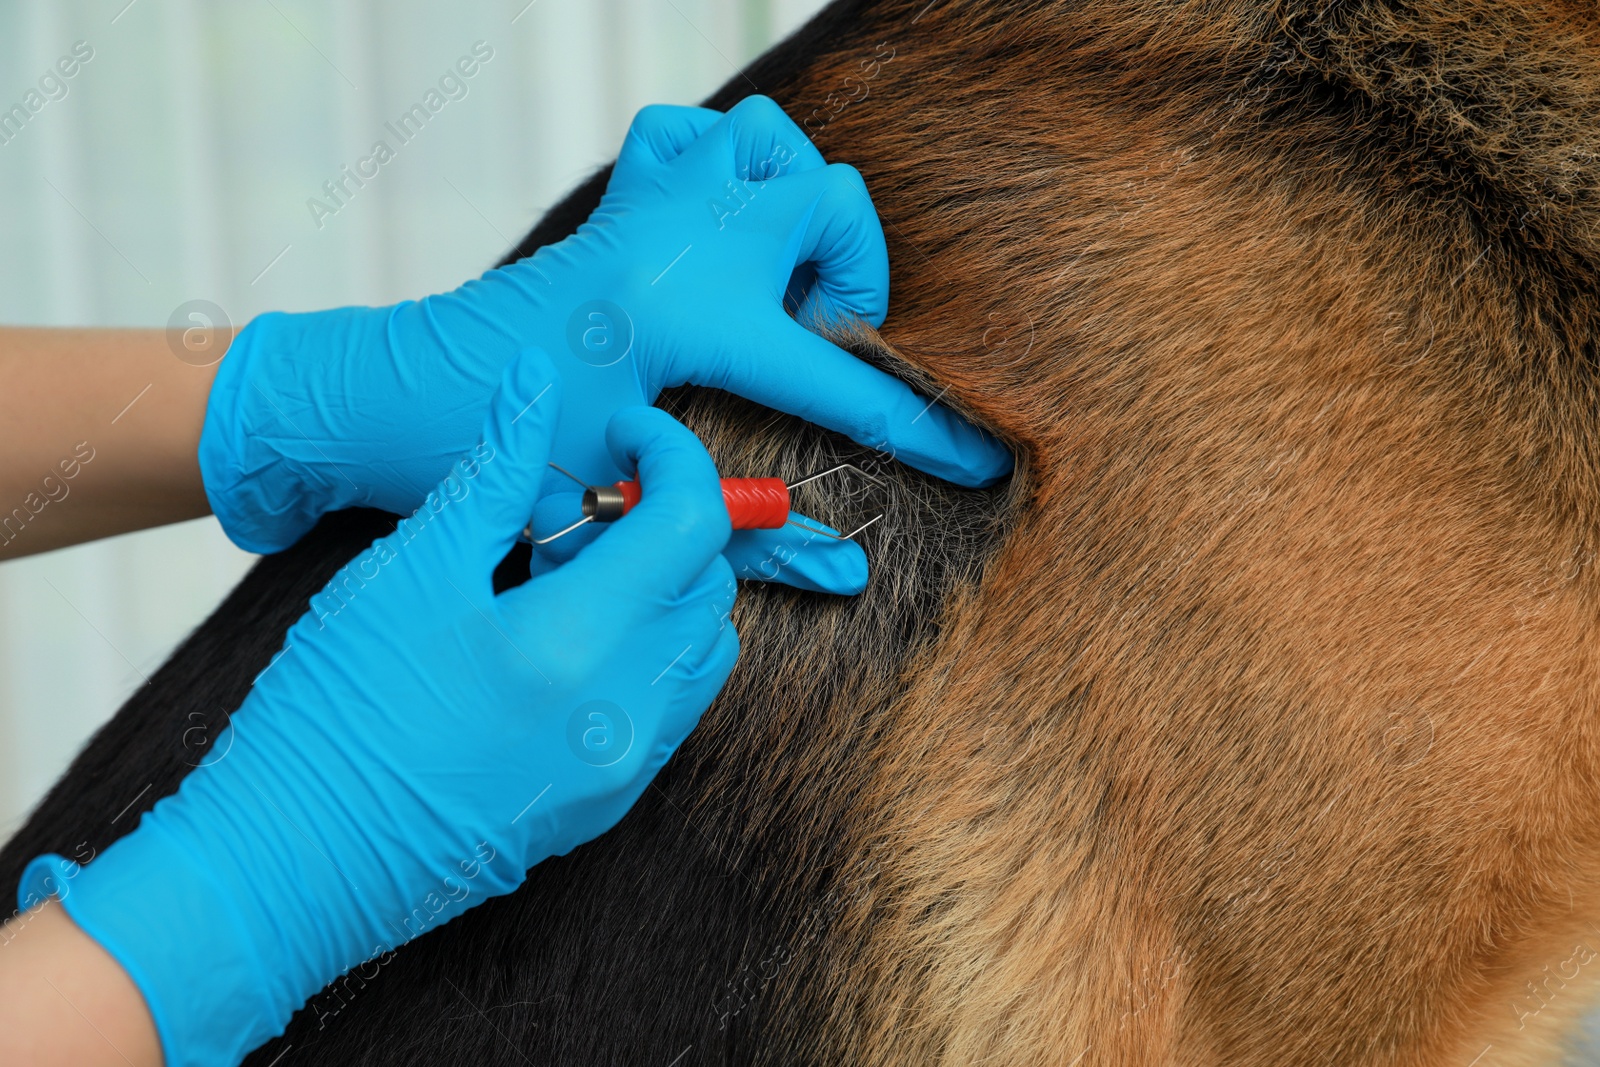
[609,477,790,529]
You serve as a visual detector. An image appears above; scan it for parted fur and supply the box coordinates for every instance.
[7,1,1600,1064]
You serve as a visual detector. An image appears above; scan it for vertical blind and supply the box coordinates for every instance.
[0,0,828,837]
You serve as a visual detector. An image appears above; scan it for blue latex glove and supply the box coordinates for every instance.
[20,348,740,1067]
[199,95,1011,593]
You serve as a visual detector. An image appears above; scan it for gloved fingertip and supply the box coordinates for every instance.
[889,404,1015,489]
[960,435,1017,487]
[724,523,870,596]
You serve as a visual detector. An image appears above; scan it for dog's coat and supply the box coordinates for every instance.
[8,1,1600,1063]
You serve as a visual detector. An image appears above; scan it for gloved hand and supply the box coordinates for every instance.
[199,95,1012,594]
[21,348,740,1067]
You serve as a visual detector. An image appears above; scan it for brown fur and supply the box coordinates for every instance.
[698,1,1600,1062]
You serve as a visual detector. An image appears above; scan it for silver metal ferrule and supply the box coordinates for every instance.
[583,485,628,523]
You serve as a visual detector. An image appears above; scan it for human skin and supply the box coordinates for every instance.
[0,902,162,1067]
[0,326,225,558]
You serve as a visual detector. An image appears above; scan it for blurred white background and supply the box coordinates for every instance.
[0,0,829,840]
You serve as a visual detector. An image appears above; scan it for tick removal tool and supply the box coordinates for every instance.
[529,462,887,545]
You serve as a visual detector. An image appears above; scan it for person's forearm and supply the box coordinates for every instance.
[0,901,163,1067]
[0,327,224,558]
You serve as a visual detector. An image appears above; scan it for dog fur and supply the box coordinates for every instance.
[7,1,1600,1063]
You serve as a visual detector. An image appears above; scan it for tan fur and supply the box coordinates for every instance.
[721,1,1600,1062]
